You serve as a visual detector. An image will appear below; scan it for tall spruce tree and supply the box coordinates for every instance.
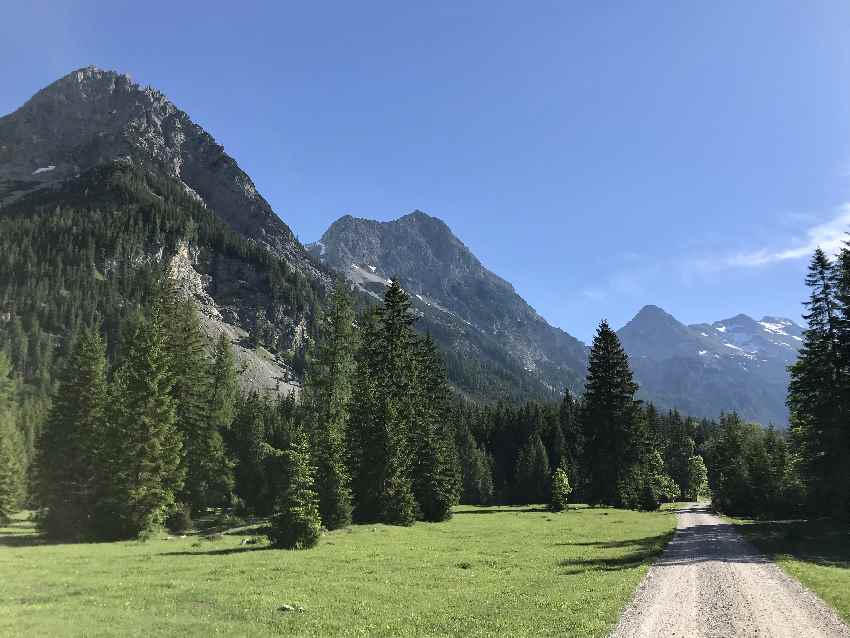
[788,249,846,517]
[302,285,356,529]
[163,295,231,511]
[104,309,185,538]
[410,335,459,521]
[579,320,642,506]
[348,282,418,525]
[36,331,108,539]
[347,311,384,522]
[269,425,322,549]
[209,333,239,432]
[374,281,418,525]
[0,353,23,523]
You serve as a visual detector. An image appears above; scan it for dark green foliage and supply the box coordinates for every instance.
[348,284,418,525]
[166,502,193,534]
[410,336,460,521]
[686,455,709,500]
[579,320,643,506]
[103,309,184,538]
[788,249,849,519]
[0,354,24,522]
[209,334,239,432]
[704,414,799,517]
[36,331,108,539]
[458,426,494,505]
[0,161,325,486]
[303,285,356,530]
[549,463,572,512]
[269,426,322,550]
[514,433,550,504]
[162,293,233,511]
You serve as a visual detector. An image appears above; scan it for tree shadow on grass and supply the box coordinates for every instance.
[557,531,675,574]
[160,545,276,557]
[738,519,850,570]
[454,506,550,515]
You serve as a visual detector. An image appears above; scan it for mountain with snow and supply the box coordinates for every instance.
[308,211,589,399]
[618,305,802,425]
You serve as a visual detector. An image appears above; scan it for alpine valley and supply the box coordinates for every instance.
[1,67,801,430]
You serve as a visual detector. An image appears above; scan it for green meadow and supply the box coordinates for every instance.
[0,505,676,637]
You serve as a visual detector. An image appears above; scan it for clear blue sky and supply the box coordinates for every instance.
[4,1,850,342]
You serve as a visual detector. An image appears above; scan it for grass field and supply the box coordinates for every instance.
[0,505,676,637]
[731,517,850,623]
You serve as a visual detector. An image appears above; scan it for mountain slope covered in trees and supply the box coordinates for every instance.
[308,212,588,398]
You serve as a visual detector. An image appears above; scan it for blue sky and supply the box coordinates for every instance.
[3,1,850,341]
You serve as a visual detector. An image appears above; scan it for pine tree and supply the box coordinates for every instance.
[104,309,185,538]
[375,281,418,525]
[209,333,239,432]
[269,425,322,549]
[514,432,550,503]
[302,285,356,529]
[550,462,572,512]
[410,335,459,521]
[0,353,23,523]
[348,311,383,522]
[36,331,107,539]
[458,427,494,505]
[348,283,418,526]
[579,320,642,506]
[788,249,845,517]
[163,295,231,511]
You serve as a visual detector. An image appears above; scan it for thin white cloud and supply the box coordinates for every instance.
[723,204,850,269]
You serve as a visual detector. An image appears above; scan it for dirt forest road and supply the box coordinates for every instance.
[611,504,850,638]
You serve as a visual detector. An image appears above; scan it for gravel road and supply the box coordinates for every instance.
[611,503,850,638]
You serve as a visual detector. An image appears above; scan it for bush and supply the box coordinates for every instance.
[549,464,572,512]
[166,503,193,534]
[269,507,321,549]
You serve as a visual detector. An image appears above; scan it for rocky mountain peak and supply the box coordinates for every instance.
[1,67,321,279]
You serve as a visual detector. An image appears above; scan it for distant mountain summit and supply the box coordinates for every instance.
[308,211,588,398]
[618,304,802,425]
[0,66,318,276]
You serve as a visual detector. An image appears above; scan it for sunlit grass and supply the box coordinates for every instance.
[0,505,676,637]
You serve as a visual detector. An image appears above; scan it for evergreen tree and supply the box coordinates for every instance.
[788,249,846,518]
[348,311,384,522]
[686,455,708,501]
[209,333,239,432]
[348,283,418,525]
[514,432,550,503]
[163,294,231,511]
[550,462,572,512]
[579,320,643,506]
[269,425,322,549]
[103,309,184,538]
[458,427,494,505]
[0,354,23,522]
[36,331,107,539]
[410,335,459,521]
[302,285,356,530]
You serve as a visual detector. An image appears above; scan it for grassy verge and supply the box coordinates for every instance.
[0,505,675,637]
[730,516,850,623]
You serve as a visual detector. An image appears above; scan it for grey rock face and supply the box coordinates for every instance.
[0,66,320,279]
[308,210,588,394]
[618,305,802,425]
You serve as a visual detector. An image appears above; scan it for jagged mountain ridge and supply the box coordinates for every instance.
[0,66,322,280]
[308,211,589,396]
[618,305,801,425]
[312,214,801,424]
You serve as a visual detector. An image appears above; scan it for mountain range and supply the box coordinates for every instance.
[0,67,803,424]
[309,213,802,425]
